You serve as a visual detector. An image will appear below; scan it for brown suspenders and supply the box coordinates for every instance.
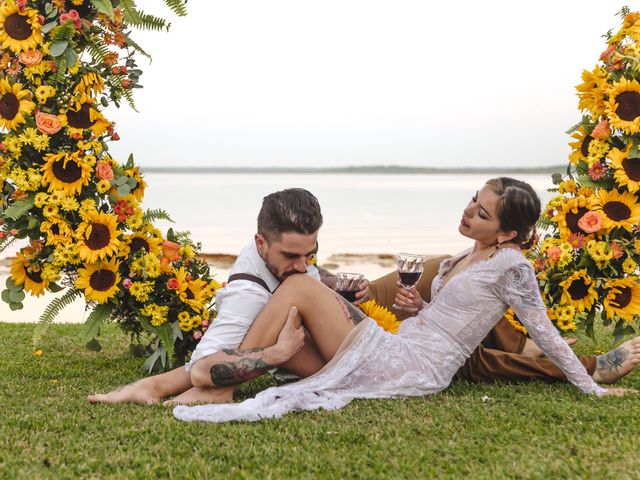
[227,273,271,293]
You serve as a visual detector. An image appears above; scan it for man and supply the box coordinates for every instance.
[368,257,640,385]
[88,188,367,405]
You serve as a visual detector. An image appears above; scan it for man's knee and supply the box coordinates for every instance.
[279,273,319,295]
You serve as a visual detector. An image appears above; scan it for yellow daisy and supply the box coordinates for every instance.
[76,258,121,304]
[608,146,640,193]
[592,189,640,233]
[0,3,43,53]
[76,211,121,263]
[40,218,72,246]
[575,65,608,118]
[603,277,640,322]
[606,78,640,134]
[0,78,35,131]
[41,152,92,196]
[179,277,208,313]
[559,269,598,313]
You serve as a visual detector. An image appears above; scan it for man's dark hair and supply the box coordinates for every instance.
[257,188,323,241]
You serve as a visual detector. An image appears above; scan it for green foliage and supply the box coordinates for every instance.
[0,237,16,255]
[84,36,111,64]
[2,200,34,221]
[32,289,84,348]
[142,208,174,223]
[163,0,188,17]
[80,303,115,344]
[90,0,115,19]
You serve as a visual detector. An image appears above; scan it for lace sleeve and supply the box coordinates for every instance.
[494,261,607,396]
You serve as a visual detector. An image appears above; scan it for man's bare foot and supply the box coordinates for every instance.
[88,379,161,405]
[521,337,577,357]
[593,337,640,384]
[163,386,234,406]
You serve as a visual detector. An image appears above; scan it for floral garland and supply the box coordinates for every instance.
[520,8,640,340]
[0,0,220,372]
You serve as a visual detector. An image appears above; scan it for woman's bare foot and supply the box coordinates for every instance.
[163,386,234,406]
[593,337,640,384]
[88,379,161,405]
[521,337,577,357]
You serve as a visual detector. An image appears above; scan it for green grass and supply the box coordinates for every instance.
[1,323,638,479]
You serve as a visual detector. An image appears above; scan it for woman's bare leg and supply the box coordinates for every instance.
[87,366,193,404]
[190,274,366,387]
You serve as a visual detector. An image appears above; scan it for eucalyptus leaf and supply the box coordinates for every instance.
[49,41,69,58]
[41,21,57,33]
[9,290,25,303]
[1,290,10,303]
[65,47,78,68]
[9,302,23,311]
[116,185,131,197]
[115,176,129,186]
[125,177,137,188]
[28,217,39,230]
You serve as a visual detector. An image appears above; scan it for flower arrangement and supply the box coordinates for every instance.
[525,7,640,341]
[0,0,221,372]
[359,299,400,333]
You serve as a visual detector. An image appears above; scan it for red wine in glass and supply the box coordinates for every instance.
[335,272,363,303]
[392,253,425,312]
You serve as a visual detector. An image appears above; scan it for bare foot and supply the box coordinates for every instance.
[163,386,234,406]
[592,337,640,384]
[88,379,161,405]
[521,337,577,357]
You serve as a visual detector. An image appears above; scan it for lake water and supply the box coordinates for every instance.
[141,172,555,259]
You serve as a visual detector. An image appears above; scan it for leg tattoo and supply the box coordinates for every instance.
[597,347,629,372]
[335,293,367,325]
[209,348,275,387]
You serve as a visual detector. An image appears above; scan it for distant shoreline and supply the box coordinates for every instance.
[141,165,564,175]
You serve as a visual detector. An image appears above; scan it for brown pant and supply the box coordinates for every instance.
[368,256,597,382]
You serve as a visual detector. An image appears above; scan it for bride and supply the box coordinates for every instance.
[174,178,636,423]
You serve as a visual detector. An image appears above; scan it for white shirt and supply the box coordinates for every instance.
[186,240,320,370]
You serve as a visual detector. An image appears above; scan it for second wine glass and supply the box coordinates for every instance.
[392,253,425,312]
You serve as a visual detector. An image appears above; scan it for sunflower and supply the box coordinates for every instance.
[76,258,121,303]
[10,251,49,296]
[359,299,400,333]
[124,232,161,257]
[553,195,598,240]
[568,127,594,165]
[73,71,105,97]
[603,277,640,322]
[0,79,35,131]
[124,167,146,202]
[592,189,640,232]
[576,65,608,118]
[41,152,92,196]
[609,146,640,193]
[559,269,598,313]
[606,78,640,134]
[76,211,121,263]
[63,95,110,137]
[40,218,73,246]
[0,3,43,53]
[179,277,208,313]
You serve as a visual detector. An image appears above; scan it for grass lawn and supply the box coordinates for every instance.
[1,322,638,479]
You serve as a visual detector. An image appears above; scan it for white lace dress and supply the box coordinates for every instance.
[173,248,606,423]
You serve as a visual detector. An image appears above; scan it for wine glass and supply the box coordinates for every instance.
[392,253,424,312]
[335,272,363,303]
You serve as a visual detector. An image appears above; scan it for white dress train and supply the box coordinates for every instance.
[173,248,606,423]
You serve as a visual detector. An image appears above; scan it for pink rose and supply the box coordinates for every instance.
[591,120,611,140]
[577,211,603,233]
[95,161,114,181]
[192,331,202,340]
[122,279,132,289]
[35,111,62,135]
[19,50,43,66]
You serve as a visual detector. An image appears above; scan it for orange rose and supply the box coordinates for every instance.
[161,240,181,261]
[19,50,43,66]
[577,211,603,233]
[167,278,179,290]
[35,111,62,135]
[591,120,611,140]
[599,44,617,62]
[95,161,114,181]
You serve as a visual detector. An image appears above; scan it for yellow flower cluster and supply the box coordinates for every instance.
[129,281,154,302]
[141,304,169,327]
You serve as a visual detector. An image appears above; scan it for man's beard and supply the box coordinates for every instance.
[265,259,301,282]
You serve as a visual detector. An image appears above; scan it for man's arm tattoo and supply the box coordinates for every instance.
[336,294,367,325]
[596,347,629,372]
[209,347,275,387]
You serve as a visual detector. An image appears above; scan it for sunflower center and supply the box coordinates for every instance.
[51,224,60,235]
[615,91,640,121]
[52,158,82,184]
[568,278,588,300]
[612,287,632,309]
[603,201,631,221]
[86,223,111,250]
[4,13,32,41]
[0,92,19,120]
[66,103,92,129]
[89,269,116,291]
[130,237,149,253]
[580,135,594,158]
[25,268,43,284]
[566,207,589,234]
[622,157,640,181]
[186,288,195,300]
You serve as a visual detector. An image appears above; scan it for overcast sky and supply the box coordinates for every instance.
[106,0,626,168]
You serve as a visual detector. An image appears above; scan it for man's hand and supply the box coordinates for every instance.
[353,278,370,305]
[274,306,305,364]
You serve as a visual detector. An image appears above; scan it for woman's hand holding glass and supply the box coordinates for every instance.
[393,282,424,312]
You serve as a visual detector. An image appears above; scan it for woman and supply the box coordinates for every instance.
[174,178,633,423]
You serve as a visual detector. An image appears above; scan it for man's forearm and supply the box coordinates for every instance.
[208,346,284,387]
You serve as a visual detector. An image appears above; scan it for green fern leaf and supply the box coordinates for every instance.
[49,22,76,43]
[84,37,111,63]
[132,11,171,31]
[142,208,174,223]
[0,237,16,255]
[119,0,142,24]
[564,121,584,135]
[3,200,34,220]
[163,0,188,17]
[32,289,84,348]
[125,35,152,61]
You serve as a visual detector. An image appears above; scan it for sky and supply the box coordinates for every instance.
[106,0,628,169]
